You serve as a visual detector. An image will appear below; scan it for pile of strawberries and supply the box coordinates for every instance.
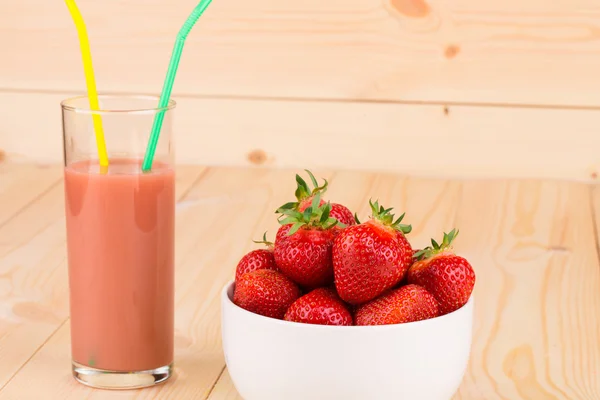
[232,171,476,326]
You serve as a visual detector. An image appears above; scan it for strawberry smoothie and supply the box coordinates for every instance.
[64,159,175,372]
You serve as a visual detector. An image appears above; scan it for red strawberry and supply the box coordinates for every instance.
[284,287,353,326]
[329,204,356,228]
[233,269,300,319]
[275,228,334,288]
[279,170,356,229]
[407,229,475,315]
[355,284,439,326]
[276,224,291,244]
[235,232,279,281]
[333,200,413,305]
[274,193,341,287]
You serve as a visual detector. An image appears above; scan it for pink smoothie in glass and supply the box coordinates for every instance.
[64,159,175,372]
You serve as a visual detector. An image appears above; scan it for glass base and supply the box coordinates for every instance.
[72,361,173,390]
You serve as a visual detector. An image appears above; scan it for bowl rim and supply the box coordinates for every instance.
[221,280,474,331]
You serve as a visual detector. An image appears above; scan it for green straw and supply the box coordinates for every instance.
[142,0,214,172]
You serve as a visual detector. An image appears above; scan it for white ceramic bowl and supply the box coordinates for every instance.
[221,280,473,400]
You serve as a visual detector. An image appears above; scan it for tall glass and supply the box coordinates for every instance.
[61,95,176,389]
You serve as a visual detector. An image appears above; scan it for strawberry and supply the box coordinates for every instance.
[235,233,280,281]
[274,193,341,288]
[275,224,291,244]
[278,170,356,228]
[233,269,301,319]
[284,287,353,326]
[333,200,413,305]
[354,284,439,326]
[328,204,355,229]
[407,229,475,315]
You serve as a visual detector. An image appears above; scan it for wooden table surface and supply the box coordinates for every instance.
[1,161,600,400]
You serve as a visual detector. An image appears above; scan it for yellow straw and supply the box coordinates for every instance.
[64,0,109,167]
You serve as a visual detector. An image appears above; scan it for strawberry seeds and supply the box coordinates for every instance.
[232,170,476,326]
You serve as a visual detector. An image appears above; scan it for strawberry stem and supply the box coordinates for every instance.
[252,231,274,249]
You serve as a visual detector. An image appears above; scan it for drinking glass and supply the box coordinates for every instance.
[61,95,176,389]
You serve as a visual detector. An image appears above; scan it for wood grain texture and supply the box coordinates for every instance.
[0,165,205,396]
[207,370,242,400]
[0,165,65,391]
[3,0,600,107]
[0,163,61,227]
[3,91,600,182]
[453,181,600,399]
[593,185,600,255]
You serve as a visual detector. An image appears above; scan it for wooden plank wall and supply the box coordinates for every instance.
[1,0,599,180]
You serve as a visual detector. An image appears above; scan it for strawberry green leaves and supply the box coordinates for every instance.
[278,170,329,212]
[296,170,328,201]
[369,199,412,234]
[413,228,459,260]
[276,192,345,235]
